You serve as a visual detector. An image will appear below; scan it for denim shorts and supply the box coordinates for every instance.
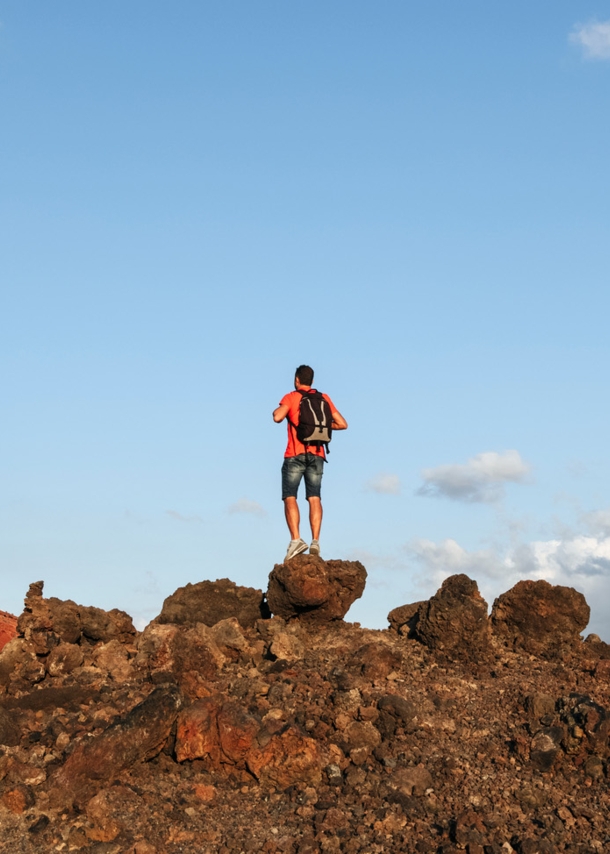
[281,453,324,500]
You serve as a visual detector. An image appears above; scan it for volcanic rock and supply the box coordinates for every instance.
[266,555,366,621]
[246,727,322,788]
[0,568,608,854]
[0,610,17,653]
[387,601,424,636]
[491,579,590,657]
[413,573,491,659]
[17,580,135,648]
[48,684,182,808]
[158,578,269,628]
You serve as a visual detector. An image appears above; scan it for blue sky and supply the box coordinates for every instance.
[2,1,610,638]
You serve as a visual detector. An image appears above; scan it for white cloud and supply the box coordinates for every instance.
[227,498,267,518]
[365,473,401,495]
[570,21,610,60]
[418,450,530,503]
[166,510,205,523]
[410,533,610,586]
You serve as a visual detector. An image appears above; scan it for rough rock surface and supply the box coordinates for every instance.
[266,555,367,622]
[158,578,270,628]
[414,573,491,660]
[491,579,591,657]
[0,612,17,654]
[387,601,424,636]
[0,569,609,854]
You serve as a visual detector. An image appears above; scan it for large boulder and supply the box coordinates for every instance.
[266,556,367,622]
[491,579,590,657]
[414,574,491,660]
[0,611,17,653]
[158,578,269,629]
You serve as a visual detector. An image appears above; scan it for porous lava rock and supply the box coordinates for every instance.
[158,578,270,629]
[0,569,609,854]
[47,684,182,809]
[266,555,366,621]
[0,610,17,653]
[491,579,590,657]
[17,580,136,647]
[387,601,424,636]
[414,573,491,659]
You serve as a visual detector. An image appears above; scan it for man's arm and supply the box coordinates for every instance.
[273,404,290,423]
[331,410,348,430]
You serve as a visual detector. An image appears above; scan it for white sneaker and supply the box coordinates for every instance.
[309,540,321,557]
[285,539,308,561]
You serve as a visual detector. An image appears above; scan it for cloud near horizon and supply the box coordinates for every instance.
[570,21,610,60]
[409,528,610,596]
[166,510,204,523]
[418,450,530,503]
[227,498,267,517]
[365,473,401,495]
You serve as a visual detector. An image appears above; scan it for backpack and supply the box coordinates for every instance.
[295,390,333,452]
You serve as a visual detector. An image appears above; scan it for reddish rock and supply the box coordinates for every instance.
[136,623,221,699]
[349,642,402,680]
[218,701,260,765]
[158,578,270,629]
[48,684,182,808]
[175,696,259,767]
[414,574,491,659]
[0,610,17,653]
[387,601,424,636]
[266,556,367,622]
[175,696,221,764]
[17,580,136,649]
[246,727,322,788]
[491,579,590,657]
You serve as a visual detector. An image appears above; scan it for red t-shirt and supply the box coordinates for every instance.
[280,389,338,458]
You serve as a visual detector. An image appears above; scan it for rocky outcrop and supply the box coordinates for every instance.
[491,579,590,657]
[412,573,491,660]
[158,578,270,628]
[0,568,608,854]
[0,611,17,653]
[266,555,366,621]
[387,601,424,636]
[17,581,135,646]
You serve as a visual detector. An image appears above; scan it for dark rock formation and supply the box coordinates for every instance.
[158,578,270,628]
[413,573,491,659]
[387,601,424,636]
[0,568,608,854]
[0,610,17,653]
[17,580,135,646]
[47,684,182,809]
[491,579,590,657]
[266,555,366,621]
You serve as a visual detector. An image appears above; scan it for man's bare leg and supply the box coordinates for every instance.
[307,497,323,541]
[284,497,300,540]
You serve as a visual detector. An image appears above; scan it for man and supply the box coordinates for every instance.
[273,365,348,560]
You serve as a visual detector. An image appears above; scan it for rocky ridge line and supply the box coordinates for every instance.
[0,557,608,854]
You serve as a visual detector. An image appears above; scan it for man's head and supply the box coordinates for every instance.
[295,364,314,388]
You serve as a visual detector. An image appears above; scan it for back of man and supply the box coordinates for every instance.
[272,365,348,561]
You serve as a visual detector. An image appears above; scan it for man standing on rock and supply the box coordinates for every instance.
[273,365,347,561]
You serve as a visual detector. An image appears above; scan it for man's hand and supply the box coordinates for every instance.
[273,404,289,423]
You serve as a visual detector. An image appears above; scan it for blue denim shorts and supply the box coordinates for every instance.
[281,453,324,500]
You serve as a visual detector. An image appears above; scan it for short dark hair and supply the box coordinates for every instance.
[295,364,314,385]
